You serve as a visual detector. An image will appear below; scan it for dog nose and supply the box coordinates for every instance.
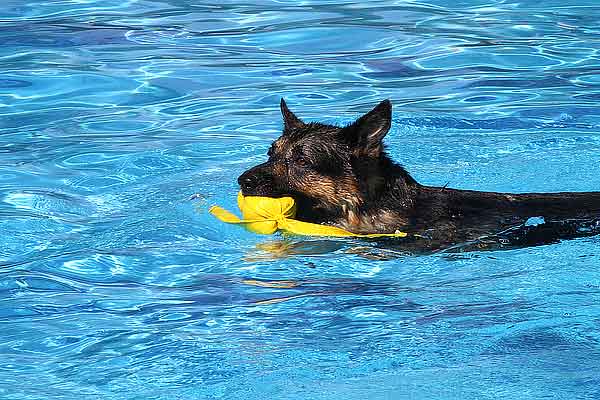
[238,172,257,189]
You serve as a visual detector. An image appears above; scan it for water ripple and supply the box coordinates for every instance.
[2,1,600,399]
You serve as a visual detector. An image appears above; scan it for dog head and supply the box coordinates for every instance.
[238,99,394,222]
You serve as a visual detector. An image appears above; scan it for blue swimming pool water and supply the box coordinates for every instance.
[2,1,600,399]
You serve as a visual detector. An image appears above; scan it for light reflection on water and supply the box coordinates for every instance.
[1,1,600,399]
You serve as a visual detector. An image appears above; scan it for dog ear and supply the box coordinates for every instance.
[280,98,303,130]
[341,99,392,156]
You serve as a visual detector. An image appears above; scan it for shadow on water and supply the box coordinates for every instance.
[243,237,416,262]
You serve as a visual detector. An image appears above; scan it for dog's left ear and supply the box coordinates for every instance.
[341,99,392,156]
[280,98,303,131]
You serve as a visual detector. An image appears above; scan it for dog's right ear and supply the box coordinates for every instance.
[340,99,392,157]
[280,98,303,130]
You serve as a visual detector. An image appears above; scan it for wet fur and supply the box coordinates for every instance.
[238,99,600,251]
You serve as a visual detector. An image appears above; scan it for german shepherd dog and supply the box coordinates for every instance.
[238,99,600,251]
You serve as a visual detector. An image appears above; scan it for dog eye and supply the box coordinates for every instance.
[293,155,310,167]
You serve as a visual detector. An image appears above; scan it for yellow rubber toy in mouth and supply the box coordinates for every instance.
[209,192,408,238]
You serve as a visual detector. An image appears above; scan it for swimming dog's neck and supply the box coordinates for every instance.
[333,158,420,233]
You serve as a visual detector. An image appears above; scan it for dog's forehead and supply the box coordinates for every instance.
[272,135,335,157]
[271,136,293,154]
[272,123,342,154]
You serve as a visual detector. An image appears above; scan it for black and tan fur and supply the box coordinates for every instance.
[238,99,600,251]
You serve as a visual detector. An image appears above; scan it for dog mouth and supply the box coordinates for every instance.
[238,169,287,197]
[239,184,288,198]
[239,184,328,224]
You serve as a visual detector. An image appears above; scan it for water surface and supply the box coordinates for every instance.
[1,1,600,399]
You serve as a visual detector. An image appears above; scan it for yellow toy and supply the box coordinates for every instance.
[209,192,408,238]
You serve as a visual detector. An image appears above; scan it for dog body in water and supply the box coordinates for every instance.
[238,99,600,250]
